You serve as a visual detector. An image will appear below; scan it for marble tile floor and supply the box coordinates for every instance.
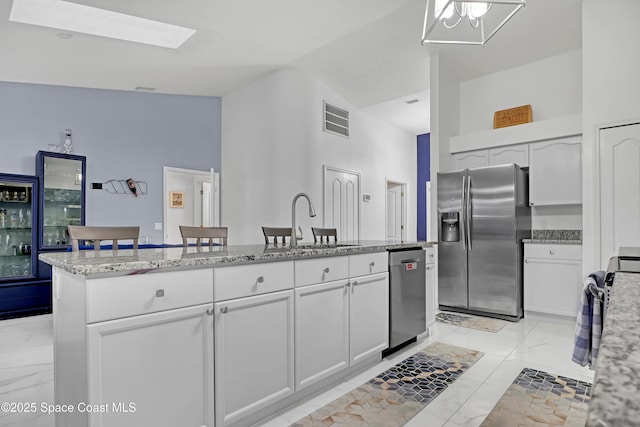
[0,312,595,427]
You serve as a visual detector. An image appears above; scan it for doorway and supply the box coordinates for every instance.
[163,167,219,244]
[323,166,360,241]
[386,179,406,241]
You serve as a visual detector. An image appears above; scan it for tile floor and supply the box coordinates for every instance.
[0,312,594,427]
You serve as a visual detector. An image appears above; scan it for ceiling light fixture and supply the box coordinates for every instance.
[9,0,196,49]
[422,0,525,46]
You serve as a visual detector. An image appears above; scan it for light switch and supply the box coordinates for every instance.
[154,222,163,231]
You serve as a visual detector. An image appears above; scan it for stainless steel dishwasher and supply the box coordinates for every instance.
[388,248,426,351]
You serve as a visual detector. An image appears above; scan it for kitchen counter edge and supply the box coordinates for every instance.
[39,241,433,278]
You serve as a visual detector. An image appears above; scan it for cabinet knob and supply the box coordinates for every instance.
[323,267,330,273]
[525,259,529,263]
[257,276,264,283]
[351,280,358,287]
[206,308,214,316]
[155,289,165,298]
[549,249,555,255]
[220,306,228,314]
[426,266,431,270]
[369,261,375,267]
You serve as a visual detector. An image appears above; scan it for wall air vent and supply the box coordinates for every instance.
[323,101,350,138]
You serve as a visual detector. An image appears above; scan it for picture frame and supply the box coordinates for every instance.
[170,191,184,208]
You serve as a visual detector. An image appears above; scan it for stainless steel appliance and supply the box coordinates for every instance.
[437,164,530,320]
[388,248,426,349]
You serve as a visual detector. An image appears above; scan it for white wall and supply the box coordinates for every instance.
[460,50,582,134]
[222,68,417,245]
[582,0,640,273]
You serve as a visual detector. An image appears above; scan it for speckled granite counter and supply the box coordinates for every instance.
[522,229,582,245]
[39,240,432,277]
[586,272,640,427]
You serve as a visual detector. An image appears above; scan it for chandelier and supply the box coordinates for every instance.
[422,0,526,46]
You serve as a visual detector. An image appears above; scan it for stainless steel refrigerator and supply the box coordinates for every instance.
[437,164,531,320]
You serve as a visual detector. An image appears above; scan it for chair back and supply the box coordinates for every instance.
[68,225,140,252]
[311,227,338,243]
[179,226,228,247]
[262,226,293,245]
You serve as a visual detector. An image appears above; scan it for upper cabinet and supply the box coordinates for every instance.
[528,136,581,206]
[489,145,529,168]
[36,151,86,250]
[451,151,489,170]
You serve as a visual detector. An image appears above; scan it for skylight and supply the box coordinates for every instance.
[9,0,196,49]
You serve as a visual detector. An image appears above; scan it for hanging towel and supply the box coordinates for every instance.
[572,271,605,369]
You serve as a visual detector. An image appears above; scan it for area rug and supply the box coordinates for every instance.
[291,342,483,426]
[435,311,507,333]
[480,368,592,427]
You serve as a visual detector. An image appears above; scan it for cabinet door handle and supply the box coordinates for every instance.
[155,289,165,297]
[220,306,228,314]
[206,308,214,316]
[351,280,358,287]
[549,249,555,255]
[257,276,264,283]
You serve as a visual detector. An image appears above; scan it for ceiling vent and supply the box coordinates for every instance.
[323,101,349,138]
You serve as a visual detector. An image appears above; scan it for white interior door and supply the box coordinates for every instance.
[599,122,640,266]
[386,180,405,241]
[323,166,360,241]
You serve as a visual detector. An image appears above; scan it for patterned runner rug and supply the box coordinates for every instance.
[435,311,507,333]
[291,342,483,426]
[481,368,592,427]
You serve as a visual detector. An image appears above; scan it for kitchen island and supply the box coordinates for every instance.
[586,271,640,426]
[40,241,430,427]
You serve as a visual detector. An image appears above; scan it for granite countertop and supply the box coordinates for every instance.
[586,272,640,426]
[39,240,432,277]
[522,229,582,245]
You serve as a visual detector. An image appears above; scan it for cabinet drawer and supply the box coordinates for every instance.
[86,268,214,323]
[524,243,581,260]
[295,256,348,287]
[214,261,294,301]
[349,252,388,277]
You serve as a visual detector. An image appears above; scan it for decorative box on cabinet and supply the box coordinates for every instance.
[528,137,581,206]
[524,243,582,317]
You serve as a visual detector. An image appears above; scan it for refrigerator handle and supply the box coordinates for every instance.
[466,174,472,251]
[461,175,467,250]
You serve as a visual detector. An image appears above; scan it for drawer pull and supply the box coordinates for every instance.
[323,267,330,273]
[155,289,165,298]
[257,276,264,283]
[549,249,555,255]
[206,308,214,316]
[220,306,228,314]
[370,261,375,267]
[351,280,358,287]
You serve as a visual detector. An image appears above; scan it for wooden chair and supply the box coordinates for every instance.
[67,225,140,252]
[179,226,228,247]
[262,226,293,245]
[311,227,338,243]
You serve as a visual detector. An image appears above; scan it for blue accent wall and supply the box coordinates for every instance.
[0,81,221,242]
[417,133,430,241]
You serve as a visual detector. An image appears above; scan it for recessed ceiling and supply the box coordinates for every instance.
[0,0,581,135]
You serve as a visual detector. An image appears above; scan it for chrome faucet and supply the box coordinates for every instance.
[291,193,316,248]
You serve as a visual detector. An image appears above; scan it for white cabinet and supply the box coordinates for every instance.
[424,247,436,330]
[294,253,389,389]
[214,290,294,427]
[489,145,529,167]
[87,304,214,427]
[452,150,489,170]
[599,122,640,267]
[529,136,582,206]
[349,272,389,364]
[295,280,349,390]
[524,244,582,317]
